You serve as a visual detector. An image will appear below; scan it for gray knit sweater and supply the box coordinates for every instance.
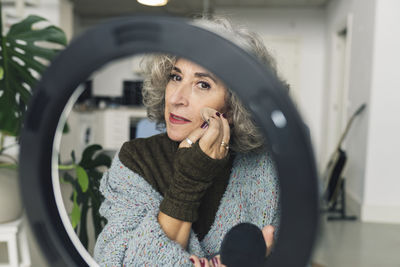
[94,148,280,266]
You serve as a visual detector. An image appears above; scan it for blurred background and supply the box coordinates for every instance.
[0,0,399,266]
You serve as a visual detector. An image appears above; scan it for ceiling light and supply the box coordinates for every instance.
[137,0,168,6]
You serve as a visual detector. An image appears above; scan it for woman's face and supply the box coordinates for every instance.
[165,58,228,142]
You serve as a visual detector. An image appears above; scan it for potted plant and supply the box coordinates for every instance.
[0,3,112,253]
[0,3,66,222]
[59,144,111,251]
[0,4,113,254]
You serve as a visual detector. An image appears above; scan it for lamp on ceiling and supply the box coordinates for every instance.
[137,0,168,6]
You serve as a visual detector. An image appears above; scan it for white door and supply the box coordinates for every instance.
[326,28,350,159]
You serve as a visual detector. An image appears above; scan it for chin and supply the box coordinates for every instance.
[166,128,186,142]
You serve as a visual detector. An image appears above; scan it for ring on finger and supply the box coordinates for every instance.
[220,141,229,150]
[186,138,194,146]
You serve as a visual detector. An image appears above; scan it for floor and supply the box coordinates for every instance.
[1,215,400,266]
[311,214,400,267]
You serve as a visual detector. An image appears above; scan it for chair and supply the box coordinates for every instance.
[0,217,31,267]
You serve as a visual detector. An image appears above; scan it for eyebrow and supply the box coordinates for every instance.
[172,66,219,84]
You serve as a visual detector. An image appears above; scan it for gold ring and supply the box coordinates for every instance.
[220,141,229,150]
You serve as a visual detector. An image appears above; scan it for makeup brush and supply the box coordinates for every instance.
[220,223,267,267]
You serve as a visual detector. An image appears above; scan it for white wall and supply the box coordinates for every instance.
[2,0,60,27]
[362,0,400,223]
[214,7,326,169]
[91,56,144,97]
[59,0,74,41]
[22,0,61,26]
[324,0,376,213]
[325,0,400,223]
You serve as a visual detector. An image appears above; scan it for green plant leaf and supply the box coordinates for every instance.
[85,153,112,169]
[88,169,103,181]
[62,171,74,184]
[78,200,89,249]
[0,163,17,169]
[94,153,112,167]
[70,150,76,164]
[76,165,89,192]
[63,122,69,134]
[0,14,67,136]
[59,143,112,250]
[79,144,102,167]
[70,191,80,229]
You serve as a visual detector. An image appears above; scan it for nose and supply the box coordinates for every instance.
[168,80,191,106]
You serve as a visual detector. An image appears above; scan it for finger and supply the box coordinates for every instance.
[262,225,275,256]
[179,126,207,148]
[210,255,219,267]
[200,257,210,267]
[201,107,219,122]
[190,255,201,267]
[220,113,231,143]
[200,116,223,150]
[213,255,227,267]
[219,113,231,155]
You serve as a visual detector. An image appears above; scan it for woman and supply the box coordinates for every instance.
[94,17,282,266]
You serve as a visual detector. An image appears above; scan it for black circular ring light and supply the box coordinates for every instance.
[19,16,319,266]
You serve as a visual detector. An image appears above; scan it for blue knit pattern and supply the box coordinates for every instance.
[94,149,280,266]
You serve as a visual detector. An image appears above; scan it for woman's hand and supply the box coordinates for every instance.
[189,225,275,266]
[179,107,230,159]
[190,255,226,267]
[262,225,275,256]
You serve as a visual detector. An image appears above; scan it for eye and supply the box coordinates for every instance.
[169,73,181,82]
[198,81,211,90]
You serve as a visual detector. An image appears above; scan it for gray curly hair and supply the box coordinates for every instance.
[141,16,286,153]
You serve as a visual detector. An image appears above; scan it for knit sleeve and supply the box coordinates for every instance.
[248,150,281,237]
[263,152,281,242]
[93,153,206,266]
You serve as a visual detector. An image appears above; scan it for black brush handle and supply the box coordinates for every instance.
[220,223,267,267]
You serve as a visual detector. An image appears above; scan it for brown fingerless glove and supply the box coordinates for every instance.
[159,141,231,222]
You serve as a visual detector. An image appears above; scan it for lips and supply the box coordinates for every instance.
[169,113,191,124]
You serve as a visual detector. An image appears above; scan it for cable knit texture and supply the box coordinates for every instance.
[94,148,280,266]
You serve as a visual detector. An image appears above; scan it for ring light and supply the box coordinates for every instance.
[19,15,319,266]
